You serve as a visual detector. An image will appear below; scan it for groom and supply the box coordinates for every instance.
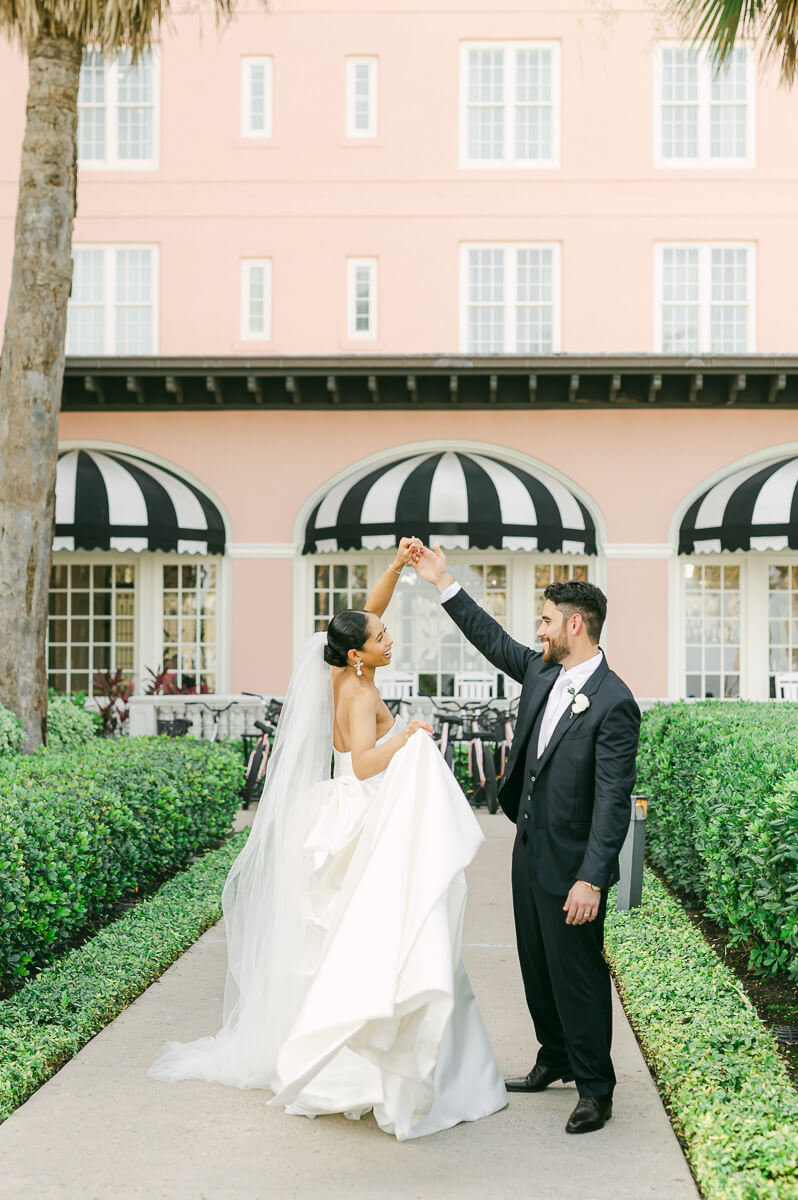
[415,544,640,1135]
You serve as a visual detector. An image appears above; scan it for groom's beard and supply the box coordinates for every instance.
[541,632,570,664]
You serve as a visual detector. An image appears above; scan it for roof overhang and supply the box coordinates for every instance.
[62,354,798,411]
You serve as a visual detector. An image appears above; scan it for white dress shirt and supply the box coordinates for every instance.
[536,651,603,757]
[438,580,602,757]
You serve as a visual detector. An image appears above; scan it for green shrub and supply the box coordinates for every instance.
[638,702,798,984]
[0,830,247,1123]
[606,870,798,1200]
[0,737,241,994]
[46,695,100,751]
[0,703,24,758]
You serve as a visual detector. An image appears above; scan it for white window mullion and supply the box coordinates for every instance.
[242,57,273,139]
[105,248,116,354]
[504,50,515,166]
[697,47,710,163]
[241,259,272,341]
[346,57,378,138]
[506,248,517,352]
[698,246,710,355]
[347,258,377,339]
[106,59,118,166]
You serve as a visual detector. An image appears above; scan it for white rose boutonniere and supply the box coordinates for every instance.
[568,689,590,719]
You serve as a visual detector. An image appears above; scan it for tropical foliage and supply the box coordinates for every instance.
[671,0,798,84]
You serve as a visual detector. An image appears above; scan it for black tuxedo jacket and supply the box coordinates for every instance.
[443,587,641,896]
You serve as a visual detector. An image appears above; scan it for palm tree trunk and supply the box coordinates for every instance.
[0,33,82,751]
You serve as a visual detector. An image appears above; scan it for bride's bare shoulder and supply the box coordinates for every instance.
[334,672,377,714]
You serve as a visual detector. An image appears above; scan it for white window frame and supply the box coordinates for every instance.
[346,57,378,138]
[240,259,273,341]
[67,244,159,356]
[459,41,560,169]
[654,242,756,353]
[346,258,378,339]
[459,242,562,353]
[78,47,160,170]
[304,550,597,699]
[241,56,274,139]
[47,552,140,698]
[48,549,231,699]
[653,41,755,169]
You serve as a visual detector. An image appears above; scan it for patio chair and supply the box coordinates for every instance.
[454,673,497,701]
[774,672,798,700]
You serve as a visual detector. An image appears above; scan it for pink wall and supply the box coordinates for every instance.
[58,407,798,696]
[58,407,798,544]
[2,3,797,352]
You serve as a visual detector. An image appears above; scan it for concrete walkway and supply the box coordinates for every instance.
[0,815,699,1200]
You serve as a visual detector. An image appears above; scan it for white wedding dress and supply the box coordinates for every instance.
[149,635,506,1141]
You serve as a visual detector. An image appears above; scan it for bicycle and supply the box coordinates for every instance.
[240,693,283,808]
[459,700,499,813]
[192,698,237,743]
[429,699,464,774]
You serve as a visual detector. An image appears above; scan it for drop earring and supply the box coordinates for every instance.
[356,660,363,677]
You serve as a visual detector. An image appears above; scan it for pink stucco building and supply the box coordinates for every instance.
[2,1,798,709]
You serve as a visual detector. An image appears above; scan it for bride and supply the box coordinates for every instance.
[149,539,506,1140]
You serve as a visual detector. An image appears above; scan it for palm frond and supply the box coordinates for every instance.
[0,1,237,56]
[670,0,798,84]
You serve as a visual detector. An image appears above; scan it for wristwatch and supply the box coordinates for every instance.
[578,880,601,893]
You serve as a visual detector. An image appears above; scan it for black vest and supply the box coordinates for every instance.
[518,703,548,821]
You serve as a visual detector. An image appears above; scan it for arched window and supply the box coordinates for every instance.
[300,446,603,699]
[49,446,229,697]
[677,451,798,699]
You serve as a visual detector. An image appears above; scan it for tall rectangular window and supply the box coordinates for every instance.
[656,244,755,352]
[346,58,378,138]
[161,562,217,694]
[767,564,798,696]
[461,42,559,168]
[347,258,377,339]
[67,246,158,355]
[313,563,369,632]
[241,259,272,340]
[461,244,560,353]
[77,49,158,169]
[242,57,273,138]
[655,43,754,166]
[48,561,136,696]
[683,562,741,699]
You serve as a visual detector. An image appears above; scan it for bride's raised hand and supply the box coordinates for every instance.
[394,536,423,568]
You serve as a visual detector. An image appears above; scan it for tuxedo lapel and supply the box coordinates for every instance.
[535,654,610,775]
[501,669,558,782]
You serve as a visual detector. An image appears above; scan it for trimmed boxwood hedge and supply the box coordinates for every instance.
[0,703,24,758]
[638,702,798,984]
[0,737,241,995]
[46,696,100,751]
[0,830,247,1123]
[606,870,798,1200]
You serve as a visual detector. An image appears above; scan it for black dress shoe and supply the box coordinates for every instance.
[565,1094,613,1134]
[505,1063,574,1092]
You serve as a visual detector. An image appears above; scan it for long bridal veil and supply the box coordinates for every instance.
[149,632,333,1088]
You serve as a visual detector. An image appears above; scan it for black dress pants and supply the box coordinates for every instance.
[511,831,615,1097]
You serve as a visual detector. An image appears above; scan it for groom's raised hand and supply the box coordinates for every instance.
[413,542,453,592]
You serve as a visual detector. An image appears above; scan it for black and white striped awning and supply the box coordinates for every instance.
[54,449,226,555]
[303,450,597,555]
[680,456,798,554]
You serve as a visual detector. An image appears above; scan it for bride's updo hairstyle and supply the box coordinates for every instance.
[324,610,370,668]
